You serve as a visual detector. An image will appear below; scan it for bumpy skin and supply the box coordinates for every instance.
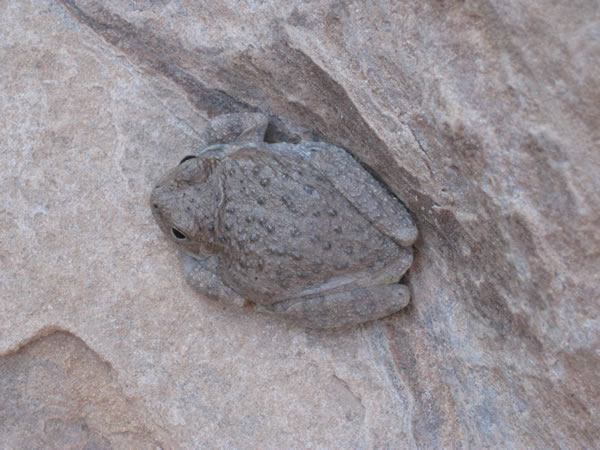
[151,113,417,328]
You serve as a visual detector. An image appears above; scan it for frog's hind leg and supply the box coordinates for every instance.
[307,143,417,246]
[255,284,410,329]
[264,141,418,247]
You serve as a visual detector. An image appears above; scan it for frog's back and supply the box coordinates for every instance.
[212,146,404,304]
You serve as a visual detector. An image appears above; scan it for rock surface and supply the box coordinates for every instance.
[1,0,598,447]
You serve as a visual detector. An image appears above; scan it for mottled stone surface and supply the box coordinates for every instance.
[1,0,598,447]
[0,331,170,448]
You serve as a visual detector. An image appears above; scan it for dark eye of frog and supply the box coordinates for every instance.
[179,155,197,164]
[171,227,187,240]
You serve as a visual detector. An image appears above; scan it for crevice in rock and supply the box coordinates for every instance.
[59,0,251,117]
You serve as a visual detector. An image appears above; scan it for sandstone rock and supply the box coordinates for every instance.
[0,331,170,448]
[1,0,598,447]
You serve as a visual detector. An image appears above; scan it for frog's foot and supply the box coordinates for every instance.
[255,284,410,329]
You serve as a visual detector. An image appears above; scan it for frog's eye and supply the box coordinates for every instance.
[179,155,197,165]
[171,227,187,240]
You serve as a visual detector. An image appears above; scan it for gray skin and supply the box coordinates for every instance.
[151,113,417,328]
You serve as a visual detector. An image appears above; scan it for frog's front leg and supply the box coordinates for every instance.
[182,254,248,308]
[202,112,269,146]
[255,284,410,329]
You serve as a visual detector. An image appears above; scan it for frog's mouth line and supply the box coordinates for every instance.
[183,249,211,261]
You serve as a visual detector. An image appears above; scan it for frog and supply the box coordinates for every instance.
[150,113,417,328]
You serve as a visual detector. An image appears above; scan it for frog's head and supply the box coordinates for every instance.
[150,155,220,258]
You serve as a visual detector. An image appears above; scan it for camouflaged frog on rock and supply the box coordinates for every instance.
[151,113,417,328]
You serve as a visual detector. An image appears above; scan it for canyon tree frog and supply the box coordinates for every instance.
[151,113,417,328]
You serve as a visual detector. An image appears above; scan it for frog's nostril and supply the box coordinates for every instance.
[171,227,187,240]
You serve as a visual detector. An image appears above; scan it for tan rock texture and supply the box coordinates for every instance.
[1,0,598,447]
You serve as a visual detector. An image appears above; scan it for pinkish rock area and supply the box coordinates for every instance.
[1,0,598,447]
